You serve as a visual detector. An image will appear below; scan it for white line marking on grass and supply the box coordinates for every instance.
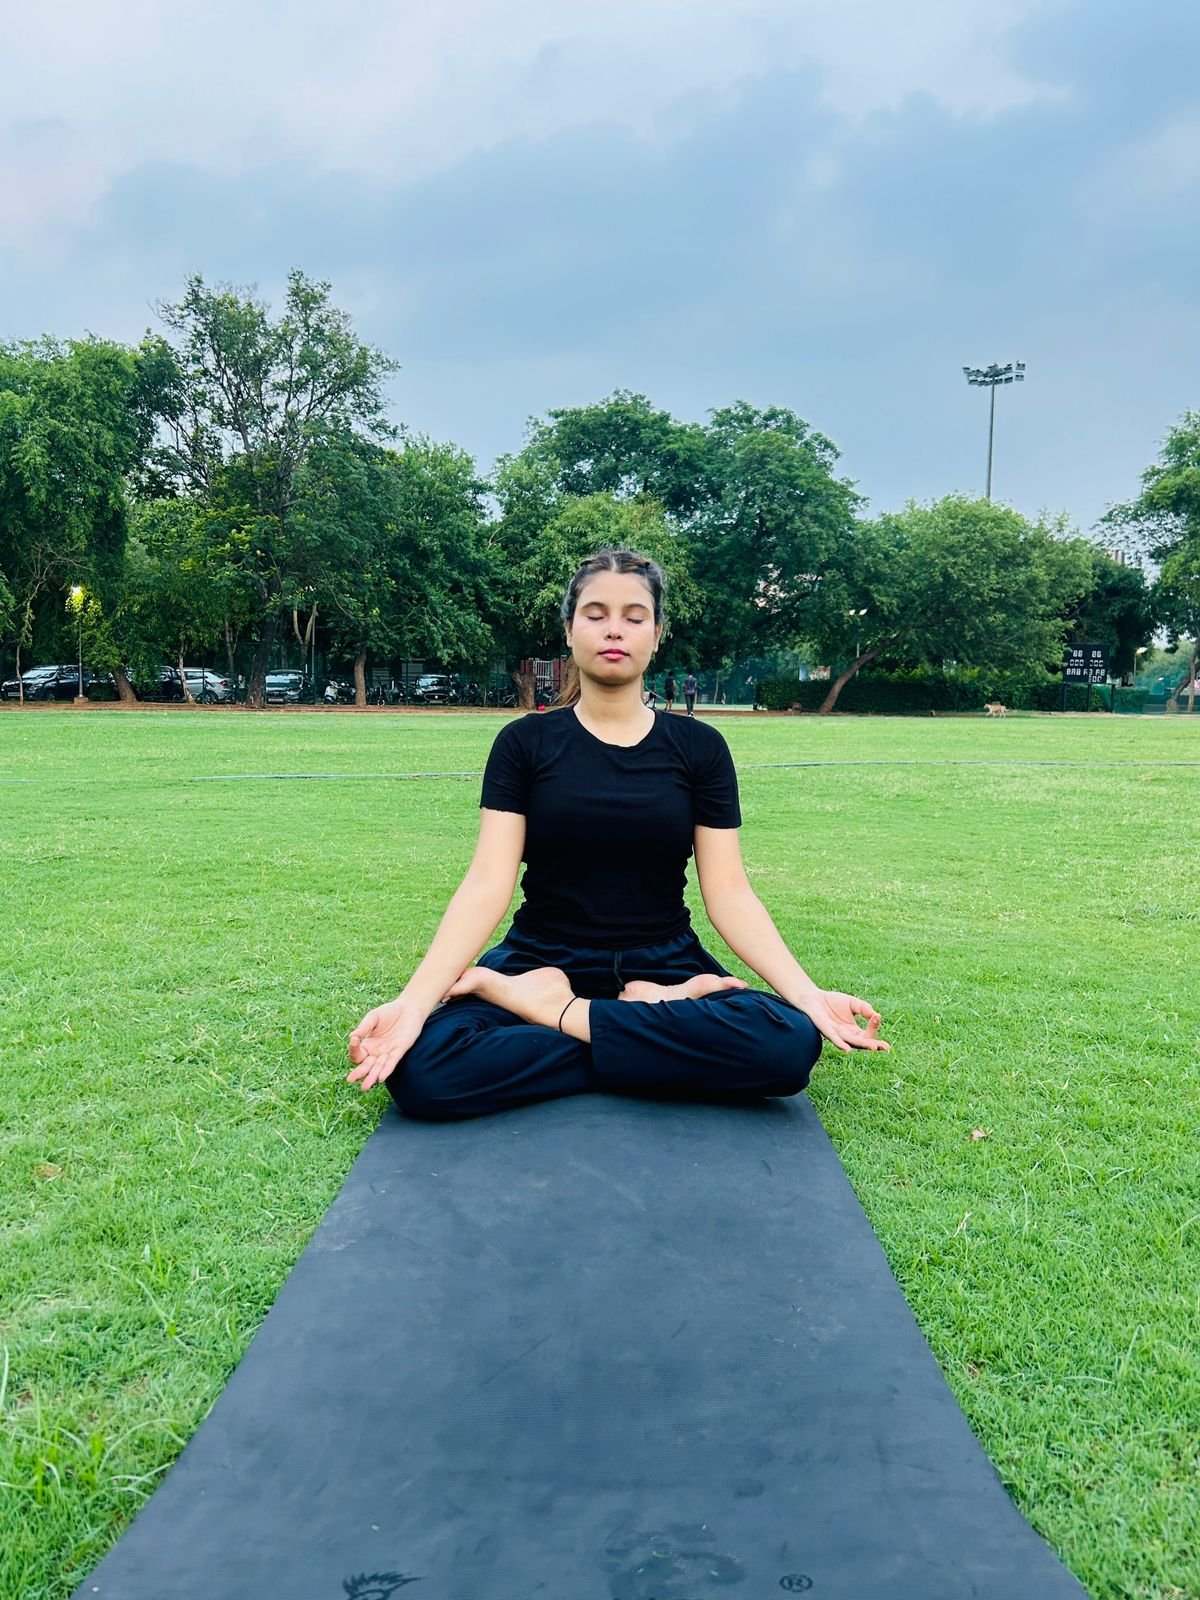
[3,758,1200,786]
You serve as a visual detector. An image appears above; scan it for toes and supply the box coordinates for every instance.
[621,981,656,1001]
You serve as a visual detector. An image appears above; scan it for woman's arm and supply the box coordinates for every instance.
[693,825,889,1055]
[402,808,526,1010]
[346,808,525,1089]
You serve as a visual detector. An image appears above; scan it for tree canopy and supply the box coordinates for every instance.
[0,280,1175,710]
[152,270,398,704]
[1102,411,1200,704]
[804,497,1095,712]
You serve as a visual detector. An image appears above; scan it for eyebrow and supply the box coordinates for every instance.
[581,600,650,611]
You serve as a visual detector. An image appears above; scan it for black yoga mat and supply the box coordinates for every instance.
[74,1095,1090,1599]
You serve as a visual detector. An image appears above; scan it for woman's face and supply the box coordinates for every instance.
[566,570,662,689]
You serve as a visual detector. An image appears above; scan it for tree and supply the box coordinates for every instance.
[805,497,1094,713]
[683,401,860,666]
[1102,412,1200,705]
[153,270,398,706]
[0,336,163,697]
[534,390,713,516]
[320,438,494,704]
[488,435,701,706]
[1061,547,1155,680]
[492,393,858,680]
[1154,546,1200,711]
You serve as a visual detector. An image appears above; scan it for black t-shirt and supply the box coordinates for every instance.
[480,707,741,947]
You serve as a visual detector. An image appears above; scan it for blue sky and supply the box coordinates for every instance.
[3,0,1198,534]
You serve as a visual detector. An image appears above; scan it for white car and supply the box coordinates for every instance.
[184,667,234,703]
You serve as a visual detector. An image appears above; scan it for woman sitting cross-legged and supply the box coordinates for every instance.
[347,548,889,1120]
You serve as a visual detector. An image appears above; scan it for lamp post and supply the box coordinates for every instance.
[69,586,85,704]
[849,608,868,659]
[1134,646,1148,689]
[962,361,1026,500]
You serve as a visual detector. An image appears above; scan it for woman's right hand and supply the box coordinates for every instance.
[346,996,429,1091]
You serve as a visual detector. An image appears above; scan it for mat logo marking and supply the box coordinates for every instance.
[779,1578,813,1593]
[343,1573,423,1599]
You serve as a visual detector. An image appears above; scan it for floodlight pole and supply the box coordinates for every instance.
[962,361,1026,501]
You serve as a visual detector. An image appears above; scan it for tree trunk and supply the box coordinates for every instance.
[113,664,138,704]
[354,649,367,707]
[178,646,196,703]
[513,667,536,710]
[557,659,580,705]
[223,618,237,680]
[246,611,279,708]
[293,599,317,657]
[817,643,885,715]
[15,638,23,704]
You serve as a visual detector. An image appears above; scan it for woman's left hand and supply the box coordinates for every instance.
[796,989,890,1054]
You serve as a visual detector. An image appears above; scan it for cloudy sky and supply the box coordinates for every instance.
[3,0,1198,533]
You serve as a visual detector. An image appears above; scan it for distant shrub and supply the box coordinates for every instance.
[755,670,1112,714]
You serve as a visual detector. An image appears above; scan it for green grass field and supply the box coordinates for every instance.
[2,707,1198,1600]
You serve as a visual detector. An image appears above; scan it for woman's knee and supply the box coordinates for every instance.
[386,1009,475,1120]
[758,1000,822,1096]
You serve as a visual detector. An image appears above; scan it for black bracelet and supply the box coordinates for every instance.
[558,996,579,1032]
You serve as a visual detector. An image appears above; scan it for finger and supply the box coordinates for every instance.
[849,997,881,1022]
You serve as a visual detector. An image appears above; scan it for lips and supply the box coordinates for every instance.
[599,650,628,659]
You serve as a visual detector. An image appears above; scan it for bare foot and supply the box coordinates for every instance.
[444,965,575,1029]
[619,974,749,1004]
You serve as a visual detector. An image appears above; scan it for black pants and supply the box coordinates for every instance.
[684,692,696,715]
[388,925,822,1121]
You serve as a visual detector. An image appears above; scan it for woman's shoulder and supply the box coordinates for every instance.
[492,707,575,749]
[657,711,732,755]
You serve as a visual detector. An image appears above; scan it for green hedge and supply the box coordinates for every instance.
[756,671,1120,714]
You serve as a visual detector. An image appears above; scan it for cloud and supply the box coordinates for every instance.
[1,0,1056,245]
[2,0,1199,537]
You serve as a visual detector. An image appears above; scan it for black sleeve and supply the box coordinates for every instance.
[693,729,742,828]
[480,718,532,814]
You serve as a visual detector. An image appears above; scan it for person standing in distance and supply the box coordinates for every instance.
[346,547,889,1120]
[663,670,677,712]
[683,669,698,716]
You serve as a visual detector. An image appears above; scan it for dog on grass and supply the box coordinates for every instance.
[983,701,1008,717]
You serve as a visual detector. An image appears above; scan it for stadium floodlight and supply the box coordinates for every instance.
[962,362,1027,499]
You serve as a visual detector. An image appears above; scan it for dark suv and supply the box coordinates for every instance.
[0,665,92,701]
[412,673,453,703]
[134,665,185,702]
[265,671,310,704]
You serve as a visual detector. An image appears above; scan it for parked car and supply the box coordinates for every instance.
[183,667,234,703]
[411,673,453,703]
[264,671,310,704]
[132,665,185,702]
[1,664,93,701]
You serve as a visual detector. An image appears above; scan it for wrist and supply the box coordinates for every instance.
[396,985,437,1016]
[780,977,823,1006]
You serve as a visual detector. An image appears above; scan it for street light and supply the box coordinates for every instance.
[962,361,1026,501]
[1134,645,1148,688]
[849,607,868,659]
[68,586,85,704]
